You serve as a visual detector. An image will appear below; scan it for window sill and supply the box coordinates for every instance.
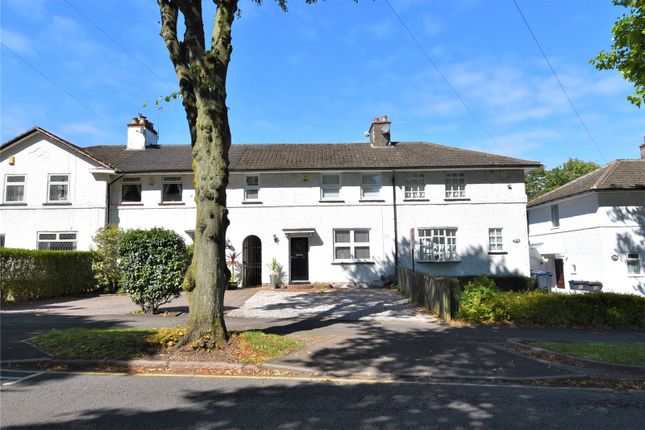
[416,260,461,264]
[627,274,644,278]
[319,200,345,203]
[403,198,429,202]
[242,201,263,205]
[158,202,185,206]
[359,199,385,203]
[0,202,27,206]
[42,202,72,206]
[488,251,508,255]
[331,261,375,265]
[118,203,143,207]
[444,198,470,202]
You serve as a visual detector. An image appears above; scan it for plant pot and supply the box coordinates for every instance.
[269,274,279,289]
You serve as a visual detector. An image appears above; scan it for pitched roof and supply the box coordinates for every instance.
[528,159,645,207]
[84,142,539,173]
[1,127,112,169]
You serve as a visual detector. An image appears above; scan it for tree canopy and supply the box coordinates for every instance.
[526,159,600,200]
[591,0,645,107]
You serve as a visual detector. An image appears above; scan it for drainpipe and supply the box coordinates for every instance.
[106,173,125,225]
[391,170,399,276]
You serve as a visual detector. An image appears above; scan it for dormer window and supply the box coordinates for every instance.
[47,174,69,203]
[162,177,183,202]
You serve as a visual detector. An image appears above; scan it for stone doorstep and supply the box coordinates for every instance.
[506,338,645,375]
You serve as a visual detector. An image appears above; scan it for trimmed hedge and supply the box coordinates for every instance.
[454,275,534,292]
[457,278,645,329]
[0,248,96,303]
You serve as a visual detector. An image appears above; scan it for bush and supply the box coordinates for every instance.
[0,248,96,302]
[117,228,189,313]
[455,275,534,292]
[457,277,645,329]
[91,225,124,293]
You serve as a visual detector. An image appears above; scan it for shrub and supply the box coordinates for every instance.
[457,278,645,329]
[0,248,96,302]
[117,228,189,314]
[91,225,124,293]
[454,275,534,292]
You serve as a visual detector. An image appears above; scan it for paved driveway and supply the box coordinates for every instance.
[226,289,437,322]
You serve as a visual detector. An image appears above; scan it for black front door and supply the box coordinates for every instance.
[290,237,309,282]
[555,258,565,289]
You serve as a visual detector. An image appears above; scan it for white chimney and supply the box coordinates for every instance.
[127,114,158,150]
[640,136,645,160]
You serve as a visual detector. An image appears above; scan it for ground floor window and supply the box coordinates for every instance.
[488,228,503,252]
[333,229,371,262]
[418,228,458,261]
[37,232,77,251]
[627,253,641,275]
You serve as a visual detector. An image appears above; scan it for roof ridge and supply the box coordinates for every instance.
[592,160,620,189]
[528,164,606,204]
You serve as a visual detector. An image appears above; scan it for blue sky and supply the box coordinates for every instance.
[1,0,643,168]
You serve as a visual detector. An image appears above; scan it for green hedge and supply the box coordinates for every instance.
[0,248,96,303]
[457,278,645,329]
[454,275,534,292]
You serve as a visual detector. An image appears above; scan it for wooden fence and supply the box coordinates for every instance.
[397,268,461,321]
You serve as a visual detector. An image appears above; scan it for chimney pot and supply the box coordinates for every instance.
[368,115,392,148]
[640,136,645,159]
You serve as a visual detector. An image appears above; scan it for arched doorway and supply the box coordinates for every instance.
[242,235,262,287]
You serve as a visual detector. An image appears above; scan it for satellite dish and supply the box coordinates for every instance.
[363,131,370,137]
[381,123,390,134]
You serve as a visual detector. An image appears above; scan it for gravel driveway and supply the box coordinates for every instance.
[225,289,436,322]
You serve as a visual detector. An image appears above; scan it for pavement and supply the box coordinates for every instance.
[1,287,644,383]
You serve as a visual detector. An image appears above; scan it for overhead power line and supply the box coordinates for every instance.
[62,0,177,93]
[512,0,606,162]
[1,42,122,135]
[383,0,510,156]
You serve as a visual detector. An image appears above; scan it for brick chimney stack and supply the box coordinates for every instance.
[127,114,158,150]
[368,115,392,147]
[640,136,645,159]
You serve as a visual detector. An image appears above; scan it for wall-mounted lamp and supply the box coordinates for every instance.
[273,234,279,243]
[303,174,309,182]
[8,156,15,165]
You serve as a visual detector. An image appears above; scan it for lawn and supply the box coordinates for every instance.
[30,327,302,364]
[533,342,645,365]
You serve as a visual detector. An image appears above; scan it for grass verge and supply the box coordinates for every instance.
[533,342,645,365]
[30,327,302,364]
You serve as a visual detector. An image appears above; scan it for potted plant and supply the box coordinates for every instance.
[226,250,242,289]
[268,257,283,289]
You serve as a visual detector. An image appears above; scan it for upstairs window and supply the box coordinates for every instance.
[361,174,381,199]
[48,174,69,202]
[121,177,142,203]
[4,175,25,203]
[551,204,560,228]
[405,174,425,199]
[321,174,341,200]
[445,172,466,199]
[418,228,458,262]
[333,229,371,262]
[162,176,183,202]
[489,228,503,252]
[37,232,77,251]
[244,175,259,201]
[627,253,641,275]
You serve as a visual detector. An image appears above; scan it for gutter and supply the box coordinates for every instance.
[106,173,125,225]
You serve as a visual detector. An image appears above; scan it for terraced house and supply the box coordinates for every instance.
[1,115,539,286]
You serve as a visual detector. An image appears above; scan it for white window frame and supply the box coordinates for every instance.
[47,174,70,203]
[320,174,341,201]
[37,231,77,251]
[162,176,183,202]
[551,204,560,228]
[445,172,466,199]
[333,228,371,263]
[244,175,260,201]
[417,228,458,262]
[4,174,26,203]
[361,173,381,200]
[121,177,142,203]
[405,174,425,199]
[627,253,642,275]
[488,228,503,252]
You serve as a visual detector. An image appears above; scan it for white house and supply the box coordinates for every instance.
[1,115,539,286]
[527,145,645,296]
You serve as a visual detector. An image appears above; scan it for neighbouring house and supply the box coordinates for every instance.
[527,142,645,296]
[1,115,539,286]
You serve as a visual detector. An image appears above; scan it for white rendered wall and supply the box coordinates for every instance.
[528,191,645,295]
[0,135,108,250]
